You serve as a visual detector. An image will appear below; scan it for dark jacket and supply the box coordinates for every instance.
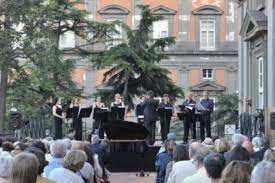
[143,97,159,123]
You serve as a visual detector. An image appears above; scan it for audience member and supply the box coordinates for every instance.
[227,145,250,164]
[2,142,14,156]
[10,153,39,183]
[63,138,72,150]
[167,142,201,183]
[203,138,216,152]
[0,155,14,183]
[263,148,275,161]
[164,144,188,183]
[26,147,55,183]
[49,150,86,183]
[242,141,254,154]
[43,140,67,177]
[215,138,230,155]
[182,145,211,183]
[30,140,48,154]
[220,161,251,183]
[156,139,176,183]
[224,134,244,162]
[251,160,275,183]
[66,128,76,140]
[71,141,94,183]
[251,136,269,163]
[13,142,28,156]
[204,153,226,183]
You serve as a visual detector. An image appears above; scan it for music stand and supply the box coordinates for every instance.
[93,108,109,139]
[78,107,92,139]
[111,106,125,120]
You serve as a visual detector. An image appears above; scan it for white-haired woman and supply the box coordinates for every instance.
[0,155,14,183]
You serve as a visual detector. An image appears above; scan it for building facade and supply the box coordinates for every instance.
[238,0,275,142]
[67,0,239,105]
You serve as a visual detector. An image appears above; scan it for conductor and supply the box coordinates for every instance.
[143,91,159,146]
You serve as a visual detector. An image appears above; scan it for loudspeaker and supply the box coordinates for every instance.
[8,111,22,130]
[270,112,275,130]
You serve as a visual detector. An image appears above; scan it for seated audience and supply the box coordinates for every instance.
[263,148,275,161]
[49,150,87,183]
[66,128,76,140]
[43,140,67,177]
[9,153,39,183]
[71,141,94,183]
[0,155,14,183]
[224,134,244,162]
[26,147,55,183]
[167,142,201,183]
[30,140,48,154]
[2,142,14,156]
[156,139,176,183]
[227,145,250,164]
[242,141,253,154]
[251,160,275,183]
[220,161,251,183]
[251,136,269,164]
[164,144,188,183]
[182,145,211,183]
[13,142,28,156]
[204,153,226,183]
[215,138,230,155]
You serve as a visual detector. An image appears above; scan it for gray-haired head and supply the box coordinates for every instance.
[91,135,100,144]
[194,145,211,165]
[0,155,14,178]
[50,140,67,158]
[251,161,275,183]
[231,133,244,146]
[62,138,72,150]
[167,133,176,141]
[189,142,203,159]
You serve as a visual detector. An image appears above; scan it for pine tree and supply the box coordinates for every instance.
[90,5,184,108]
[0,0,113,131]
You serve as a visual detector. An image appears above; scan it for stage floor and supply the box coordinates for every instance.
[110,172,156,183]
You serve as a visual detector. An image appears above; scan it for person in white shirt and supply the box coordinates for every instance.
[167,142,202,183]
[182,146,211,183]
[49,150,87,183]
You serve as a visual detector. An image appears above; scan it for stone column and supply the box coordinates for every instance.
[267,0,275,107]
[178,0,190,41]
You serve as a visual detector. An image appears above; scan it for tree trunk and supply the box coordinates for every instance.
[0,65,8,133]
[122,73,130,105]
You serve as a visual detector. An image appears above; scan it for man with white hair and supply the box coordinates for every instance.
[224,133,244,162]
[251,161,275,183]
[251,136,269,163]
[167,142,202,183]
[0,155,14,183]
[43,140,67,177]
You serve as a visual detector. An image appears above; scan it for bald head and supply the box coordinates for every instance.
[189,142,202,159]
[187,92,193,100]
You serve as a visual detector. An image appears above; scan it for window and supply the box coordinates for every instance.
[200,20,215,50]
[59,31,75,49]
[258,57,264,109]
[106,18,122,47]
[202,69,213,79]
[153,20,169,39]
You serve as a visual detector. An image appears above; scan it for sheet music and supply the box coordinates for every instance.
[196,102,207,111]
[185,106,193,110]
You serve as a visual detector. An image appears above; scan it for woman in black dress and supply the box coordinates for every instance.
[111,93,125,107]
[71,97,82,140]
[111,93,125,120]
[91,96,105,138]
[52,97,64,139]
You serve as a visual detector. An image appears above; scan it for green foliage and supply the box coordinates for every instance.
[90,5,184,108]
[0,0,113,118]
[212,93,239,136]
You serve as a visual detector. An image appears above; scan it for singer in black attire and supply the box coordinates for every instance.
[158,94,173,142]
[143,91,159,145]
[52,97,64,140]
[71,97,83,140]
[92,96,105,139]
[182,92,196,142]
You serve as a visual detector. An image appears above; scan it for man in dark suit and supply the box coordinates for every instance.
[143,90,159,145]
[182,92,196,142]
[199,91,214,141]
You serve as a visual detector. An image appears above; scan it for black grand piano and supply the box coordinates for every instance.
[100,111,159,172]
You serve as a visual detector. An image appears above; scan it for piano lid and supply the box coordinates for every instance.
[103,120,149,140]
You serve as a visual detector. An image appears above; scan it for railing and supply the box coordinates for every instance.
[166,41,238,52]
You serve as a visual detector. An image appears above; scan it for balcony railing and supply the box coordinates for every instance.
[166,41,238,52]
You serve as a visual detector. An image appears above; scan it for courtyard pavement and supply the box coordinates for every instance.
[109,172,156,183]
